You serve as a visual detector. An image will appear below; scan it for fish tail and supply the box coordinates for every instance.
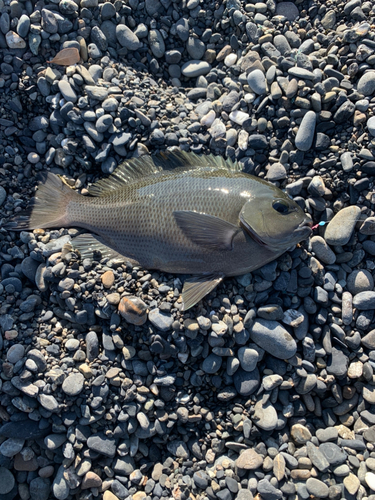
[3,173,81,231]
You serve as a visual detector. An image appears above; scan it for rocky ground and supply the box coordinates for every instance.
[1,0,375,499]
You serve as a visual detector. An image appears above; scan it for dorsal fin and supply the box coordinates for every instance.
[88,155,161,196]
[88,150,243,197]
[153,150,242,172]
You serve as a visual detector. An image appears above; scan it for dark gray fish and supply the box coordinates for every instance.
[5,151,312,309]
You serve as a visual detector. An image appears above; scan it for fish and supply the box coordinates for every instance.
[5,150,312,310]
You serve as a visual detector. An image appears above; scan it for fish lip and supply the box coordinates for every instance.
[298,218,313,237]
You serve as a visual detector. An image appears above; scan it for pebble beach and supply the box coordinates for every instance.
[1,0,375,499]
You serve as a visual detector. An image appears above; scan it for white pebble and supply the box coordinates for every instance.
[244,93,256,103]
[224,53,237,67]
[229,110,250,125]
[238,130,249,151]
[200,109,216,127]
[366,472,375,491]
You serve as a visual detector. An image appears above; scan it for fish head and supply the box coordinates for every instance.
[240,185,312,251]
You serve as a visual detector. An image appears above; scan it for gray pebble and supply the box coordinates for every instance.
[62,372,84,396]
[295,111,316,151]
[202,353,222,374]
[250,319,297,359]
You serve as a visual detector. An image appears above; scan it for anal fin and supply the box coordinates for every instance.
[182,274,224,311]
[72,233,125,262]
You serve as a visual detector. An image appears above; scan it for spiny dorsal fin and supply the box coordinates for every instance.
[154,150,242,172]
[88,151,242,197]
[88,155,161,196]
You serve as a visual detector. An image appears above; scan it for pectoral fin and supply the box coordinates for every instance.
[173,210,240,251]
[182,274,224,310]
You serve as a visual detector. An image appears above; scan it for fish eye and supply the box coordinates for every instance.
[272,199,291,214]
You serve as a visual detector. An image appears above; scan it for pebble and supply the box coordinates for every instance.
[0,467,15,494]
[295,111,316,151]
[236,449,263,470]
[306,478,329,498]
[250,319,297,359]
[237,347,259,372]
[181,61,211,77]
[324,206,361,246]
[366,473,375,491]
[247,69,266,95]
[62,373,84,396]
[353,291,375,310]
[116,24,141,50]
[202,353,222,374]
[118,296,148,325]
[358,72,375,96]
[310,236,336,264]
[148,308,174,331]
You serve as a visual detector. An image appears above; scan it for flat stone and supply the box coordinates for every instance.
[344,474,360,495]
[202,353,222,374]
[87,433,116,457]
[236,449,263,470]
[306,478,329,498]
[81,471,102,489]
[149,29,165,58]
[118,296,148,325]
[116,24,141,50]
[148,308,173,331]
[58,80,77,103]
[310,236,336,264]
[365,472,375,491]
[353,292,375,310]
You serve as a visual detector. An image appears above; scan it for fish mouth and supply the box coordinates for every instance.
[296,218,313,241]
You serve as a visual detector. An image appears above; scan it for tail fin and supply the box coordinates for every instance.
[3,173,81,231]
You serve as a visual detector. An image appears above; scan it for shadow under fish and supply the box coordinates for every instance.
[4,150,312,310]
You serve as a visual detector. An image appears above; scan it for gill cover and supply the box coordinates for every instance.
[240,191,311,251]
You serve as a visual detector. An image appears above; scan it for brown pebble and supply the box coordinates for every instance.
[14,453,38,471]
[118,296,148,325]
[107,292,120,305]
[291,469,311,480]
[81,471,102,489]
[235,449,263,470]
[291,424,312,444]
[104,492,120,500]
[132,492,147,500]
[101,270,115,288]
